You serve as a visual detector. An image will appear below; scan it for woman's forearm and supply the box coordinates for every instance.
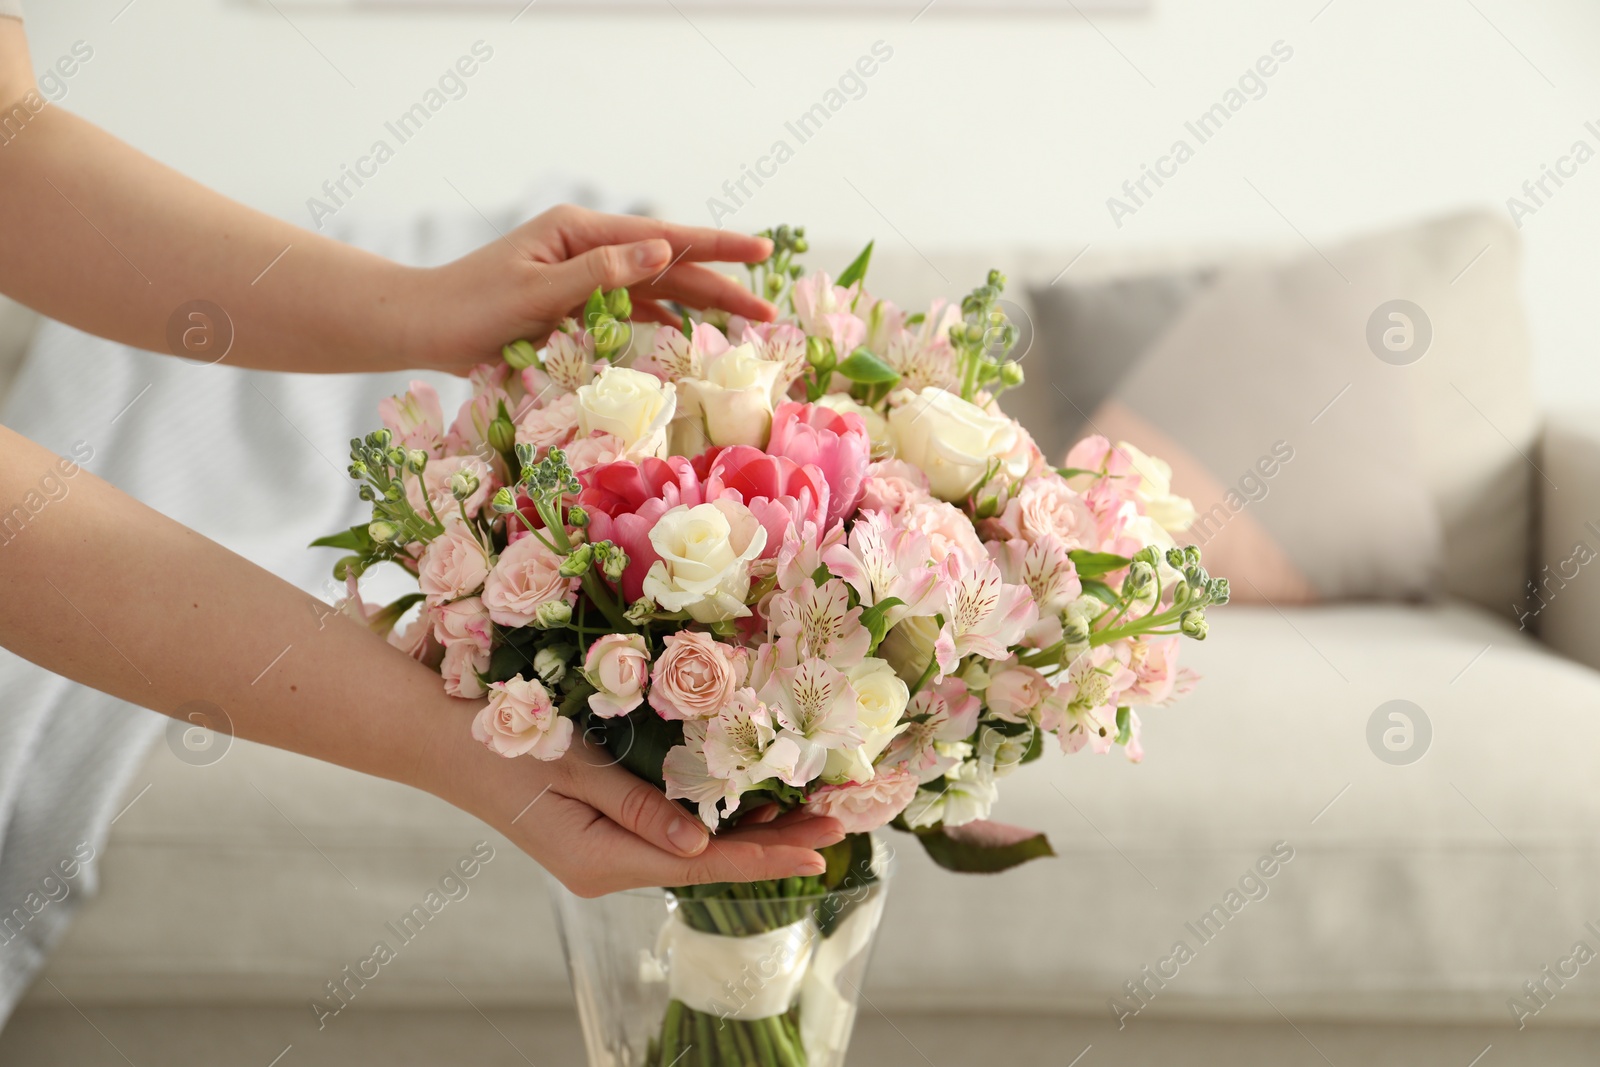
[0,424,463,791]
[0,26,418,375]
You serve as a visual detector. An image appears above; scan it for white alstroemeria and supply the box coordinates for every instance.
[770,577,871,667]
[822,658,911,785]
[762,659,863,787]
[702,688,801,790]
[540,331,597,393]
[663,721,744,831]
[878,680,981,784]
[823,510,941,629]
[931,555,1039,679]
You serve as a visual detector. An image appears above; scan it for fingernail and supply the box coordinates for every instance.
[800,856,827,875]
[636,241,668,268]
[668,817,707,856]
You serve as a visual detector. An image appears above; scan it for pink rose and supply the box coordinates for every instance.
[703,446,830,560]
[584,633,650,718]
[433,596,492,651]
[563,432,628,474]
[858,458,931,518]
[900,498,987,568]
[991,476,1099,549]
[649,631,744,721]
[418,522,491,603]
[472,676,572,759]
[986,660,1051,723]
[766,402,871,526]
[514,391,581,452]
[578,456,707,601]
[803,767,920,833]
[481,533,578,628]
[442,641,490,699]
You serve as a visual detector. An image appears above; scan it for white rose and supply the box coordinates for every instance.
[642,499,768,623]
[677,342,787,449]
[823,658,910,784]
[888,387,1021,502]
[816,392,890,452]
[575,366,676,458]
[1117,440,1197,534]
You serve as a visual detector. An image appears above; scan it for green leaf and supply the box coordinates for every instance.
[1055,467,1098,480]
[1080,579,1121,607]
[859,597,904,653]
[835,240,874,289]
[309,524,373,553]
[597,708,684,791]
[1019,726,1045,765]
[1115,706,1132,746]
[364,592,423,637]
[834,347,900,386]
[914,821,1055,874]
[486,642,537,685]
[1069,549,1132,578]
[811,564,832,587]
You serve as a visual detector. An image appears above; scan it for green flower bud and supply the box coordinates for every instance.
[368,520,398,543]
[449,469,480,501]
[601,546,629,582]
[974,494,1000,520]
[534,600,573,629]
[406,449,428,474]
[1166,547,1187,570]
[567,505,589,528]
[806,336,834,370]
[370,429,393,449]
[793,236,809,253]
[624,596,657,624]
[558,543,594,578]
[1208,577,1231,606]
[1183,545,1202,567]
[488,417,516,457]
[502,339,539,370]
[1123,560,1155,597]
[357,485,376,502]
[765,273,785,298]
[387,447,407,467]
[348,461,368,480]
[1180,609,1209,640]
[998,361,1024,388]
[490,487,518,514]
[514,442,537,470]
[605,288,632,320]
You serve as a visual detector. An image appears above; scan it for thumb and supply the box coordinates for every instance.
[546,238,672,309]
[575,758,710,858]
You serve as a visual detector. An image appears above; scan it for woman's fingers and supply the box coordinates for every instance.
[631,261,777,322]
[537,239,673,322]
[562,752,711,858]
[550,207,774,266]
[626,297,681,327]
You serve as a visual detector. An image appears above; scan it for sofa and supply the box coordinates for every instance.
[3,220,1600,1065]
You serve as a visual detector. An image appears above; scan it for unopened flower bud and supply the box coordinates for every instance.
[806,336,833,370]
[624,596,657,624]
[367,520,398,543]
[449,469,480,501]
[490,487,518,514]
[514,443,537,469]
[369,429,393,449]
[348,461,368,480]
[998,361,1024,388]
[1166,547,1187,570]
[1183,545,1202,567]
[558,543,594,578]
[605,288,632,320]
[1123,561,1155,597]
[502,339,539,369]
[387,447,407,467]
[567,505,589,528]
[534,600,572,629]
[488,417,516,457]
[1180,609,1209,640]
[974,494,1000,520]
[533,647,568,685]
[1208,577,1231,606]
[601,547,629,582]
[406,449,429,474]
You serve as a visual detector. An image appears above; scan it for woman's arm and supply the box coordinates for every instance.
[0,425,838,894]
[0,22,775,377]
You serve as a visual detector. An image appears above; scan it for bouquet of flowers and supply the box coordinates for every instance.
[317,227,1225,1066]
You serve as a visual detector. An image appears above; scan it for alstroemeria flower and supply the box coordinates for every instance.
[379,379,447,456]
[769,577,871,667]
[878,677,980,783]
[702,688,802,789]
[823,509,941,628]
[791,271,866,356]
[762,658,863,786]
[931,555,1038,678]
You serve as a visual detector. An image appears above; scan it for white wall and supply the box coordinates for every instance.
[21,0,1600,405]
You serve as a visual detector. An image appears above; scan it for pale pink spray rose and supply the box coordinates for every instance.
[803,767,920,833]
[432,596,492,651]
[471,676,573,760]
[985,660,1052,724]
[648,630,744,721]
[583,633,650,718]
[442,641,490,700]
[418,522,491,603]
[857,458,930,518]
[991,476,1099,550]
[481,533,579,628]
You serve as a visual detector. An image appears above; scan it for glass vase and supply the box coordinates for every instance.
[549,842,891,1067]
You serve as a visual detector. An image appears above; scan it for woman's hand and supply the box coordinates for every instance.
[430,707,843,898]
[406,205,779,375]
